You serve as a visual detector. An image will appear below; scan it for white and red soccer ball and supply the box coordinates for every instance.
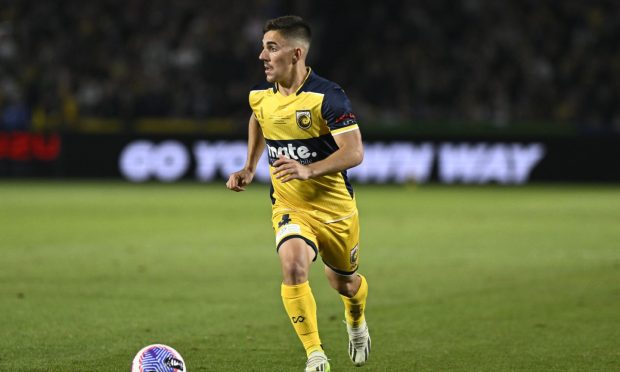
[131,344,186,372]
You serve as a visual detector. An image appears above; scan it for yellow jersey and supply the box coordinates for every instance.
[249,69,360,223]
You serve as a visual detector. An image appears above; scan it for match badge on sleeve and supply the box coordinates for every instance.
[296,110,312,130]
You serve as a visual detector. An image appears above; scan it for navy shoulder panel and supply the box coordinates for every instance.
[299,71,341,95]
[301,72,358,130]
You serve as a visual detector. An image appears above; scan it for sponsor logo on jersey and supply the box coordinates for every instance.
[267,143,318,161]
[296,110,312,130]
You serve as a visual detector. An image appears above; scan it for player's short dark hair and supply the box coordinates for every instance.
[263,15,311,45]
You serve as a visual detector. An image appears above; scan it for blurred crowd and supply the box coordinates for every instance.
[0,0,619,134]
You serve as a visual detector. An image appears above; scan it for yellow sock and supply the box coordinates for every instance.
[341,274,368,327]
[281,281,323,356]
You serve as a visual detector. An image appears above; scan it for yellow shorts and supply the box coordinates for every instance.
[272,209,360,275]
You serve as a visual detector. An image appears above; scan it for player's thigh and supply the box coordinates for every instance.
[277,237,316,283]
[316,212,360,275]
[272,211,319,261]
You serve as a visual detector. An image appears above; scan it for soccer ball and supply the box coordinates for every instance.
[131,344,186,372]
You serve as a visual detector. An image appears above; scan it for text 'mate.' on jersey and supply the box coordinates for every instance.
[249,69,360,222]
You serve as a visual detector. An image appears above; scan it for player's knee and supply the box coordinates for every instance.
[325,270,360,297]
[336,282,357,297]
[281,260,309,284]
[326,276,356,297]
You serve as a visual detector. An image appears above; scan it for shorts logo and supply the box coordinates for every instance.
[350,245,359,265]
[278,214,292,228]
[296,110,312,130]
[276,223,301,243]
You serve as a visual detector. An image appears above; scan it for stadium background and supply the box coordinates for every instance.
[1,0,619,182]
[1,1,619,371]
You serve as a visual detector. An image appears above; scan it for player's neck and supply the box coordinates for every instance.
[277,65,309,96]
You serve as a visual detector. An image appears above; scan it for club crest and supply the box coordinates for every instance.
[296,110,312,130]
[350,245,359,265]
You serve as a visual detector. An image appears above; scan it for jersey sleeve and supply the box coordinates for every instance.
[320,86,359,135]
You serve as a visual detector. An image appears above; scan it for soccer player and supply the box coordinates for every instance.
[226,15,370,371]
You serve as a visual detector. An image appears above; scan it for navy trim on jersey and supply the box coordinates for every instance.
[265,135,355,199]
[270,183,276,205]
[296,71,358,130]
[341,170,354,198]
[251,70,358,130]
[264,134,339,165]
[321,88,358,131]
[277,235,318,262]
[297,70,335,96]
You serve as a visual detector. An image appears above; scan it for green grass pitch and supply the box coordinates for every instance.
[1,181,619,371]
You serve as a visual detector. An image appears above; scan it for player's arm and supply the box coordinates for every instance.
[226,114,265,191]
[273,129,363,182]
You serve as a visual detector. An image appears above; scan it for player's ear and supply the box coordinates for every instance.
[292,48,302,64]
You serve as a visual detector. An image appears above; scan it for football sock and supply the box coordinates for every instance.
[341,274,368,327]
[281,281,323,356]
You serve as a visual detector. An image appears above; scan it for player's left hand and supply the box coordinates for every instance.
[273,155,313,183]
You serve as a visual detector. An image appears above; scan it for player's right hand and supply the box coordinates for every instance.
[226,169,254,192]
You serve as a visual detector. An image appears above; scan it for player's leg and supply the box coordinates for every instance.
[278,237,315,285]
[324,267,367,326]
[278,237,330,371]
[320,212,368,327]
[325,266,371,366]
[318,212,370,366]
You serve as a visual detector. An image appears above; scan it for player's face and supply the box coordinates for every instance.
[259,31,295,83]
